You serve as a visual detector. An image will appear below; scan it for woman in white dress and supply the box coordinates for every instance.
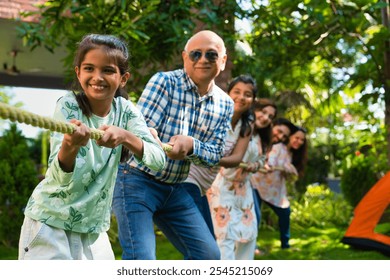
[207,75,262,260]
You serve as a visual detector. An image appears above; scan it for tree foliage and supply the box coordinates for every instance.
[236,0,388,118]
[340,151,383,207]
[233,0,390,181]
[0,87,24,132]
[0,124,38,247]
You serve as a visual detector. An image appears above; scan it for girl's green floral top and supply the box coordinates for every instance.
[24,92,165,233]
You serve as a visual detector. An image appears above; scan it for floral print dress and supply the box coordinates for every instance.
[208,134,262,243]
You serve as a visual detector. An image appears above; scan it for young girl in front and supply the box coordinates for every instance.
[207,75,262,260]
[18,34,165,260]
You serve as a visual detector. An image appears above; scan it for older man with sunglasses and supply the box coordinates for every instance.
[112,30,234,260]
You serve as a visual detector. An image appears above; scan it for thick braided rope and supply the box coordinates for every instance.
[0,102,103,139]
[0,103,286,164]
[238,163,284,172]
[0,102,172,152]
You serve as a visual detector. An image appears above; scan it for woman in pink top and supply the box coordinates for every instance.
[251,118,298,249]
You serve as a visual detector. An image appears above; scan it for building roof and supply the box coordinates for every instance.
[0,0,67,89]
[0,0,40,19]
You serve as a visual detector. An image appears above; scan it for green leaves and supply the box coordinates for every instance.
[0,124,38,246]
[234,0,389,177]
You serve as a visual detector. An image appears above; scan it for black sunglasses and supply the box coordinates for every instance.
[188,50,219,63]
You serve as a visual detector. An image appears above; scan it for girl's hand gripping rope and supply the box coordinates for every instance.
[63,119,91,148]
[0,102,176,153]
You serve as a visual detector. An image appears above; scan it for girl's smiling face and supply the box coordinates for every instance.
[272,124,291,144]
[75,47,129,115]
[289,130,306,150]
[254,105,276,129]
[228,82,255,116]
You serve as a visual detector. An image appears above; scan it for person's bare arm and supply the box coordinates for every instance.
[219,124,254,168]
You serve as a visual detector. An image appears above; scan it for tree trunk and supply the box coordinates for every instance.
[382,0,390,166]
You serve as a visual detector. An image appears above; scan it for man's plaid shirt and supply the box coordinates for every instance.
[128,69,234,184]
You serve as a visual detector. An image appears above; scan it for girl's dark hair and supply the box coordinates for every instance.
[290,126,308,178]
[71,34,130,117]
[253,98,277,152]
[227,74,257,137]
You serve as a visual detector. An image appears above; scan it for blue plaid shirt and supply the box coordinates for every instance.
[128,69,234,183]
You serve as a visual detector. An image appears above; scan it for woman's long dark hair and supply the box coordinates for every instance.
[227,74,257,137]
[253,98,277,153]
[290,127,308,178]
[71,34,130,117]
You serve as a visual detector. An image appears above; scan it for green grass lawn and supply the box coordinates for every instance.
[2,226,389,260]
[253,226,389,260]
[133,226,390,260]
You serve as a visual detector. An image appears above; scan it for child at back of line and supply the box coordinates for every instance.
[18,34,166,260]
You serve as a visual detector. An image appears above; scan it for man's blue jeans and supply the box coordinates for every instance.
[112,163,221,260]
[181,182,215,238]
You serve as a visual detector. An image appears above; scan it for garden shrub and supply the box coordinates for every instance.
[259,184,352,232]
[296,145,330,196]
[340,150,387,207]
[0,124,38,247]
[291,184,353,231]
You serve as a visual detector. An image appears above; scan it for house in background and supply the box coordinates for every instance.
[0,0,67,89]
